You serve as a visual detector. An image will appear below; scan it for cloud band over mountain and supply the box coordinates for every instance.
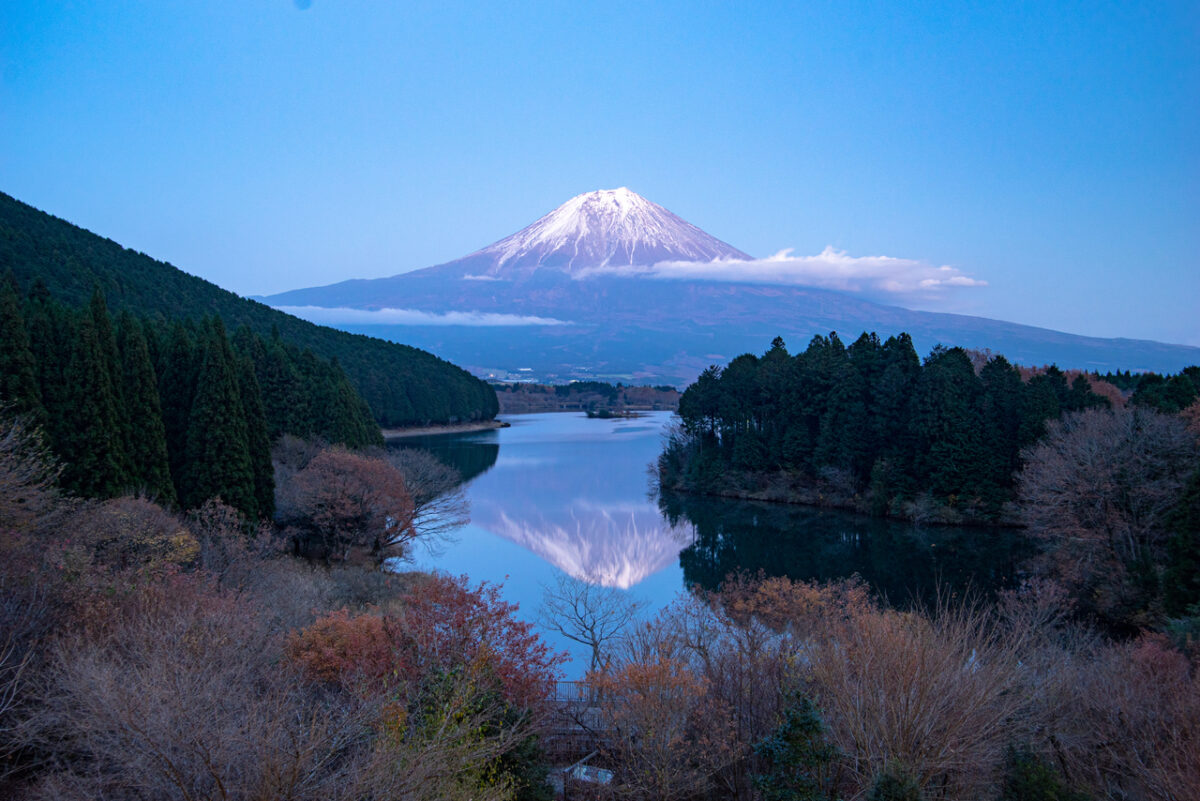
[274,306,570,327]
[574,245,987,299]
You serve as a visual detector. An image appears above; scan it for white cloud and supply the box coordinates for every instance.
[575,246,987,298]
[274,305,569,327]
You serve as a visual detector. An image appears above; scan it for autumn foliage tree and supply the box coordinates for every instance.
[290,574,563,707]
[589,657,740,801]
[287,573,566,799]
[587,575,1064,800]
[1061,633,1200,799]
[277,446,417,564]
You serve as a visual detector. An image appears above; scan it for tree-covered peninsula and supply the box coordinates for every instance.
[660,332,1116,523]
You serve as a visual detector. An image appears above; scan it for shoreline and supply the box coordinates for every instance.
[381,420,510,440]
[660,479,1023,529]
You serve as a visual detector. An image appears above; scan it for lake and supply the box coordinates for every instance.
[394,411,1029,675]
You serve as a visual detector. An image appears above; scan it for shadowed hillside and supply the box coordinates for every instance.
[0,191,497,427]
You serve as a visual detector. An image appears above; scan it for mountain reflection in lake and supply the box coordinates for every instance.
[392,411,1030,672]
[393,412,692,591]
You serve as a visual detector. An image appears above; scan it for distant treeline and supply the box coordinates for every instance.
[0,191,498,426]
[1,276,381,519]
[1100,367,1200,412]
[493,380,680,414]
[660,333,1116,521]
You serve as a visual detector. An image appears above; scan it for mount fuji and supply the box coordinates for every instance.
[425,187,750,280]
[265,189,1200,383]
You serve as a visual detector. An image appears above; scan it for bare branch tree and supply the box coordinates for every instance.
[381,448,469,549]
[0,412,61,531]
[1017,406,1198,626]
[539,573,644,673]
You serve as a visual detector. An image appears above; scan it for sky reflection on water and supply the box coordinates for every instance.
[396,412,688,672]
[395,411,1027,675]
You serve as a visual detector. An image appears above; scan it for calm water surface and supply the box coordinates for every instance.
[395,411,1027,674]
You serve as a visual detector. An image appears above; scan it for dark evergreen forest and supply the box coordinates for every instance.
[0,275,384,519]
[663,332,1200,525]
[1098,366,1200,412]
[0,191,499,427]
[660,332,1119,522]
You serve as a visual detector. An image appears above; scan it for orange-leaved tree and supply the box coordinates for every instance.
[286,573,566,800]
[277,446,416,564]
[589,655,739,801]
[288,573,564,709]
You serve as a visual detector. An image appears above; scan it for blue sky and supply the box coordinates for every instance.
[2,1,1197,345]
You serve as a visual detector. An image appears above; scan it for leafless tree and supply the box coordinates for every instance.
[381,447,469,549]
[0,575,47,778]
[0,412,60,531]
[589,657,740,801]
[1017,406,1198,626]
[0,413,61,772]
[806,598,1043,797]
[539,573,644,673]
[29,575,362,801]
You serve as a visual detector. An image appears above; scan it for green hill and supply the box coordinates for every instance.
[0,191,497,427]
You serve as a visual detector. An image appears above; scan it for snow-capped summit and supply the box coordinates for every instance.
[443,187,751,279]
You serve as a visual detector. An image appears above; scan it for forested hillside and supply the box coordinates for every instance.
[1,278,383,518]
[0,191,498,426]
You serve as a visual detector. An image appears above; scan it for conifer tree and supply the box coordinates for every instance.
[89,288,131,476]
[1020,367,1067,444]
[753,694,839,801]
[678,365,723,439]
[329,357,384,447]
[847,332,884,387]
[1064,374,1102,413]
[789,334,845,472]
[874,335,920,447]
[298,349,330,437]
[978,355,1025,504]
[61,311,129,497]
[117,313,176,505]
[23,281,70,448]
[911,346,985,499]
[0,271,43,420]
[816,351,873,481]
[259,336,306,439]
[158,321,197,494]
[142,318,163,371]
[719,354,764,470]
[181,318,257,518]
[757,336,792,466]
[237,355,275,519]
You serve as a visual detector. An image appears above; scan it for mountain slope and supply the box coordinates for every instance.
[0,191,498,426]
[268,187,750,305]
[261,189,1200,382]
[312,277,1200,384]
